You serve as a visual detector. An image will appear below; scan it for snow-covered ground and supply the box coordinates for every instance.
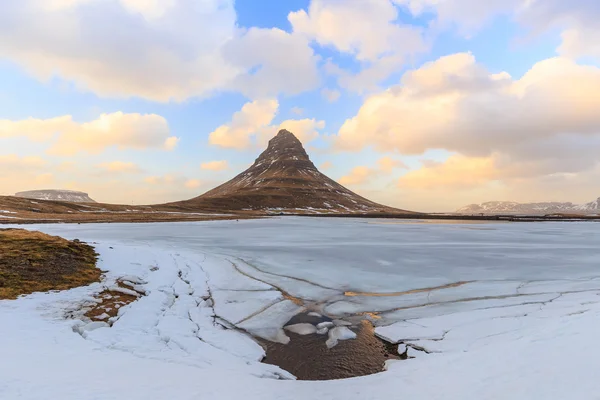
[2,217,600,399]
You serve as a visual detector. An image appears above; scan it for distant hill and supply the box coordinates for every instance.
[15,190,96,203]
[171,129,408,214]
[456,197,600,215]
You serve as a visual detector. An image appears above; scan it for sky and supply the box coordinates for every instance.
[1,0,600,212]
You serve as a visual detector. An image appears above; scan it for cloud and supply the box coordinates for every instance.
[209,99,279,149]
[184,179,201,189]
[398,0,600,62]
[291,107,304,116]
[97,161,142,173]
[399,155,497,189]
[145,174,183,185]
[290,0,427,92]
[335,53,600,182]
[209,99,325,149]
[339,156,405,186]
[163,136,180,151]
[378,156,408,172]
[339,166,371,186]
[0,154,46,169]
[200,160,229,171]
[0,116,72,142]
[2,112,177,155]
[274,118,325,145]
[222,27,320,99]
[321,88,341,102]
[0,155,54,195]
[320,161,332,170]
[396,0,520,34]
[47,112,176,155]
[0,0,319,101]
[290,0,425,61]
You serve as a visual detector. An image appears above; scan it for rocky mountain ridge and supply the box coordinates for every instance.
[15,190,96,203]
[456,197,600,215]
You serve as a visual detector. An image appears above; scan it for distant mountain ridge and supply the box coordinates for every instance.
[172,129,407,214]
[456,197,600,215]
[15,190,96,203]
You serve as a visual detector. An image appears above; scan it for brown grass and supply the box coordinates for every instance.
[0,229,100,299]
[84,281,139,323]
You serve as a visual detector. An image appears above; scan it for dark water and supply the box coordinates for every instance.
[261,314,401,381]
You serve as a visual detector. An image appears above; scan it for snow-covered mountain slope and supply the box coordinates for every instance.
[457,197,600,215]
[15,190,96,203]
[173,129,408,214]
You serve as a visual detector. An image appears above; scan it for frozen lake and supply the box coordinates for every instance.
[24,217,600,290]
[3,217,600,399]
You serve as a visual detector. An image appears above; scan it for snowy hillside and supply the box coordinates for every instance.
[457,197,600,215]
[15,189,96,203]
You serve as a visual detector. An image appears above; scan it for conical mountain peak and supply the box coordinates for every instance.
[176,130,405,214]
[254,129,312,166]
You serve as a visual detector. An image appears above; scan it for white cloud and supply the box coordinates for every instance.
[339,166,371,186]
[273,118,325,145]
[396,0,520,34]
[0,116,72,141]
[97,161,142,173]
[0,154,46,169]
[290,0,427,93]
[336,53,600,174]
[2,112,176,155]
[398,0,600,62]
[378,156,408,172]
[339,156,407,187]
[0,0,319,101]
[200,160,229,171]
[184,179,201,189]
[209,99,325,149]
[291,107,304,116]
[222,27,321,99]
[0,155,54,195]
[163,136,180,151]
[335,52,600,204]
[290,0,425,61]
[321,88,341,102]
[209,99,279,149]
[320,161,332,170]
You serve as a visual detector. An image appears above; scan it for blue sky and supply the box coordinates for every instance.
[1,0,599,211]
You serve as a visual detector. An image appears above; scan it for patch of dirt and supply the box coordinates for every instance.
[261,315,402,381]
[84,280,142,324]
[0,229,100,299]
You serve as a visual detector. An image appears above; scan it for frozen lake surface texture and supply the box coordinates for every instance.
[2,217,600,399]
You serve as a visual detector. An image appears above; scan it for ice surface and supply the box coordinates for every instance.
[237,300,305,343]
[284,323,318,335]
[2,218,600,399]
[326,326,357,348]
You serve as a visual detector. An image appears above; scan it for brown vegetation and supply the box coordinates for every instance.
[84,280,142,324]
[0,229,100,299]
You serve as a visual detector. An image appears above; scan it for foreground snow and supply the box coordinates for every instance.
[2,218,600,399]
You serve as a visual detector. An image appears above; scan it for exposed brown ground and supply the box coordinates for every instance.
[0,229,100,299]
[0,195,255,224]
[262,317,401,381]
[84,280,143,324]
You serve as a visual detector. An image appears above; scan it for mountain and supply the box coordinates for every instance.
[173,129,406,214]
[456,198,600,215]
[15,190,96,203]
